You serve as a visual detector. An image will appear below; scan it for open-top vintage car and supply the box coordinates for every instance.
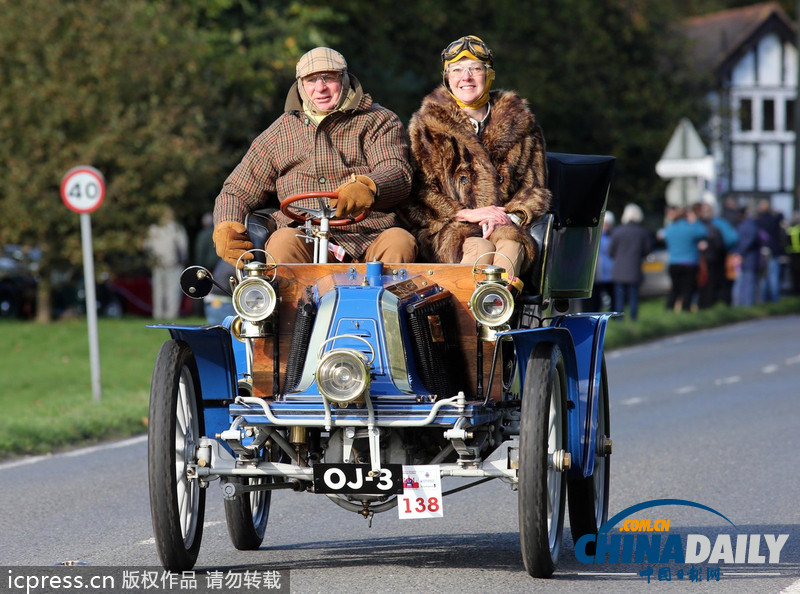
[147,153,615,578]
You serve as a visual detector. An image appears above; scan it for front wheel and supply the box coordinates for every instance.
[568,356,611,548]
[518,343,567,578]
[148,340,206,571]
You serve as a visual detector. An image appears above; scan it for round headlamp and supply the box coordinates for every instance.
[232,277,276,323]
[315,350,370,405]
[469,283,514,327]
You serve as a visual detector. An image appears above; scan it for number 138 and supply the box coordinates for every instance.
[402,496,440,514]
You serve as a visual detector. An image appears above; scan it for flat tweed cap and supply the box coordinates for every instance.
[296,47,347,79]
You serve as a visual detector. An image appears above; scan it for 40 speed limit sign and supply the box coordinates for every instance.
[60,164,106,403]
[60,165,106,214]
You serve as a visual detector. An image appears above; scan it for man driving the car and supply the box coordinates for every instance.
[212,47,416,266]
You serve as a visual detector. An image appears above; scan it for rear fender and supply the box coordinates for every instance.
[554,313,614,478]
[500,312,613,479]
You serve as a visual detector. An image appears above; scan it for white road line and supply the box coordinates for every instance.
[675,385,696,394]
[714,376,741,386]
[762,364,780,374]
[62,435,147,457]
[0,435,147,471]
[621,397,644,406]
[786,354,800,365]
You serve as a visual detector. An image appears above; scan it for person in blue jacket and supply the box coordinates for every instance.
[586,211,615,311]
[662,206,707,312]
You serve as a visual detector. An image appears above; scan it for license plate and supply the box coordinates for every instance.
[313,463,403,494]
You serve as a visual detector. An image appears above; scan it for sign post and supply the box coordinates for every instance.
[655,118,714,207]
[60,166,106,403]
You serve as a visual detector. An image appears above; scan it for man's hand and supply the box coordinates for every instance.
[213,221,254,268]
[332,175,376,218]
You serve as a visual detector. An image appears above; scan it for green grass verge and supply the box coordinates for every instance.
[1,298,798,460]
[0,317,203,459]
[602,296,800,350]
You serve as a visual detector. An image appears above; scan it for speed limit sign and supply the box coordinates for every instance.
[60,165,106,402]
[61,165,106,214]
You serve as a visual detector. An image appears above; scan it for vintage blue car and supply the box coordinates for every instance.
[148,153,615,578]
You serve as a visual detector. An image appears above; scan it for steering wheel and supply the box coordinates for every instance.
[280,192,370,227]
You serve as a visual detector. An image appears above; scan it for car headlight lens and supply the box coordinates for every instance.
[469,283,514,327]
[316,350,370,405]
[232,277,276,322]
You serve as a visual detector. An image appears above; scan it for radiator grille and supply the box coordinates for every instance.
[282,290,316,393]
[405,290,462,398]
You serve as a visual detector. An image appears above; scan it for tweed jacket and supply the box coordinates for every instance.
[213,76,412,258]
[401,86,551,266]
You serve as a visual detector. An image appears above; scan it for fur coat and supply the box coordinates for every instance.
[401,86,552,267]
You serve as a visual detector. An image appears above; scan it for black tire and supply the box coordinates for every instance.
[224,474,271,550]
[568,356,611,549]
[519,343,567,578]
[148,340,206,571]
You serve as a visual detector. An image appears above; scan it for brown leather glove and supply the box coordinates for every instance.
[332,175,376,218]
[212,221,254,268]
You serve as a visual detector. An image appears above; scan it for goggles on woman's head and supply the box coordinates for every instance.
[441,36,493,66]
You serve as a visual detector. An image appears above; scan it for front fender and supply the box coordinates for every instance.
[498,326,582,474]
[150,322,242,439]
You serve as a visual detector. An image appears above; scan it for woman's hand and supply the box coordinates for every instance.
[455,205,512,238]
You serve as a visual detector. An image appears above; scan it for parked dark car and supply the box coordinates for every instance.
[0,246,39,318]
[0,245,191,319]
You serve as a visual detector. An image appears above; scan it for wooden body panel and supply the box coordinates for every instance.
[252,263,502,400]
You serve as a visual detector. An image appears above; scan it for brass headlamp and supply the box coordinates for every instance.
[469,264,516,341]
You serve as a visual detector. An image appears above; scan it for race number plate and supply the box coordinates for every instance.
[398,465,443,519]
[313,463,403,495]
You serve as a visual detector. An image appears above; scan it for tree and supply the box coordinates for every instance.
[0,1,219,321]
[0,0,334,322]
[325,0,709,217]
[486,0,709,217]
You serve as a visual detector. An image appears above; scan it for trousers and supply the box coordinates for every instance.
[265,226,417,264]
[151,265,183,319]
[462,237,526,277]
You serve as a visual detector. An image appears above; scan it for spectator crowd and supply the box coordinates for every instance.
[588,197,796,320]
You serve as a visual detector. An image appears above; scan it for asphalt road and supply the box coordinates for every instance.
[1,316,799,593]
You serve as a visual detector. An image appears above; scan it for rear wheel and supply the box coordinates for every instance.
[224,473,271,549]
[568,357,611,548]
[519,343,567,578]
[148,340,205,571]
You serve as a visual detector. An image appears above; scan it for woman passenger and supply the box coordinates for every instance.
[400,35,551,276]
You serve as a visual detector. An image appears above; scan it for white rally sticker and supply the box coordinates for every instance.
[398,465,443,519]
